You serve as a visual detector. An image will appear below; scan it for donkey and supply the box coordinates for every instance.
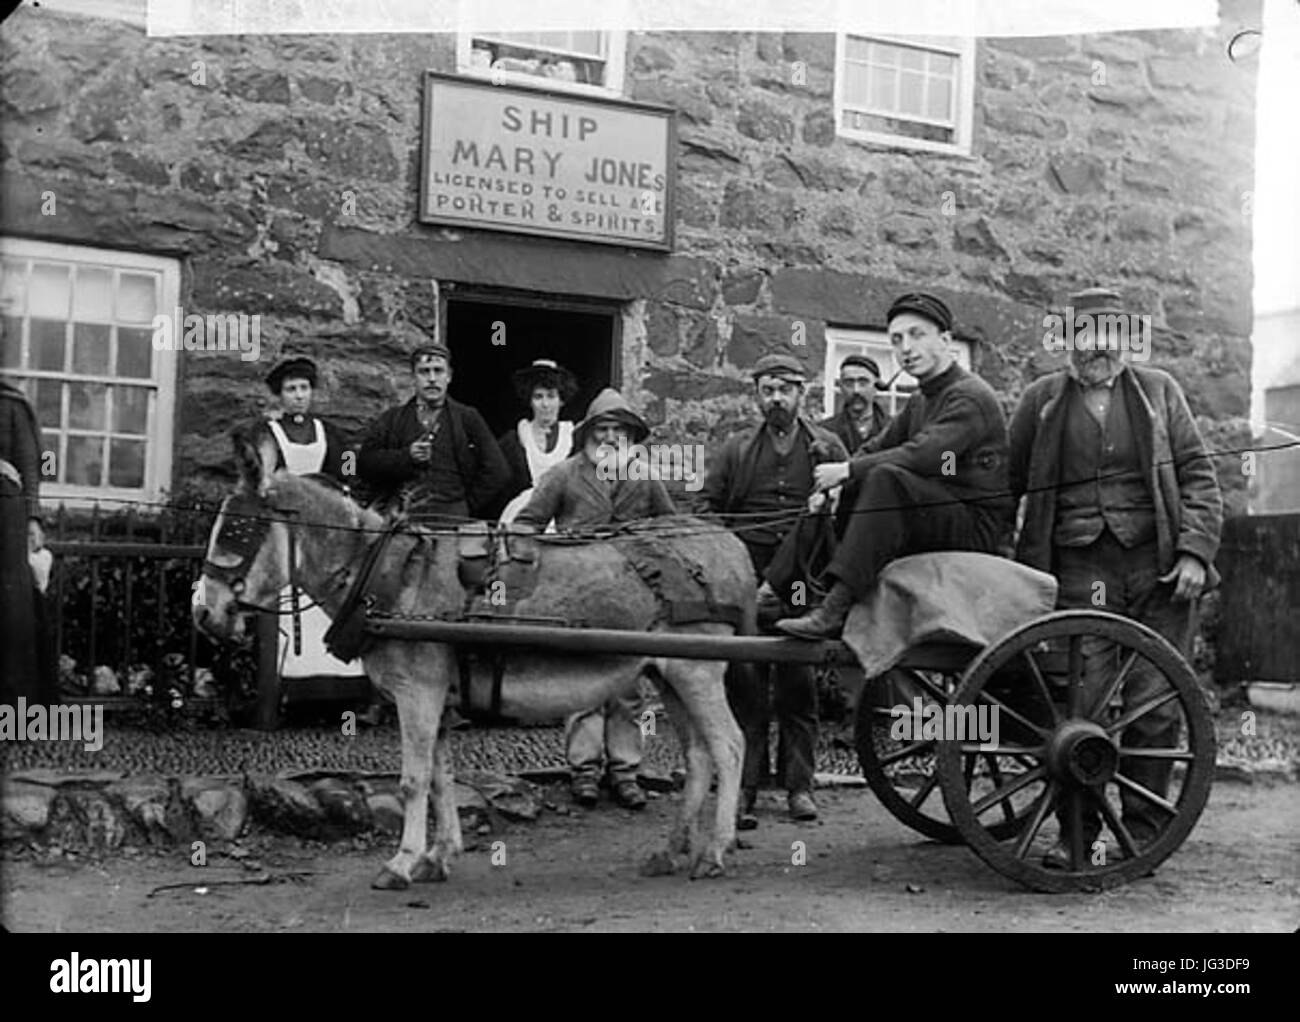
[194,432,752,889]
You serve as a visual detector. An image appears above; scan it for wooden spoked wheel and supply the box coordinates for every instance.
[936,610,1216,892]
[856,666,1039,844]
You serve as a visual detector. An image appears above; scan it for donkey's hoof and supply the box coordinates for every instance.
[639,851,680,877]
[411,856,450,883]
[689,855,726,880]
[371,866,410,891]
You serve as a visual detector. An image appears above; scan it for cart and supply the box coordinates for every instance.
[365,605,1216,893]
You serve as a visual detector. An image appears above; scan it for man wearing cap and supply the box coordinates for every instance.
[698,353,848,825]
[1010,286,1222,869]
[821,354,891,456]
[492,358,580,524]
[775,292,1015,639]
[257,356,366,684]
[516,388,675,810]
[357,341,509,526]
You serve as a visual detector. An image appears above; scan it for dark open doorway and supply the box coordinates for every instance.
[445,295,618,439]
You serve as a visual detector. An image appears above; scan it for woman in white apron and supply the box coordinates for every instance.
[495,359,579,526]
[262,357,364,681]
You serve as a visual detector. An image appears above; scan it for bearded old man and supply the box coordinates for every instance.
[515,388,675,810]
[1009,286,1222,870]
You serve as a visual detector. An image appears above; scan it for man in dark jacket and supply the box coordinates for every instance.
[820,353,891,455]
[357,341,510,526]
[698,353,848,825]
[1009,286,1223,869]
[776,293,1015,639]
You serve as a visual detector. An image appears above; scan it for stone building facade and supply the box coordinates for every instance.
[0,2,1260,518]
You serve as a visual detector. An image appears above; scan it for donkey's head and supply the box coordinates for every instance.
[193,428,297,645]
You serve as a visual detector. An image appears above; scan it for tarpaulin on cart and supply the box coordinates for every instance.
[840,552,1058,679]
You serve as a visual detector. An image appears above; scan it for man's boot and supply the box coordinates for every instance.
[774,581,855,639]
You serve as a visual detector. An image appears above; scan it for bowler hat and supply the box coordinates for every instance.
[573,388,650,448]
[265,356,318,394]
[512,358,579,403]
[750,353,808,383]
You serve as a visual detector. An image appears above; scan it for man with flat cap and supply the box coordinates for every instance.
[357,338,509,527]
[821,353,891,456]
[698,352,848,825]
[775,292,1015,639]
[259,356,364,682]
[1010,286,1222,870]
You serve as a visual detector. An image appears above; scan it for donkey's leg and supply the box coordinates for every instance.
[413,728,463,882]
[660,657,743,880]
[638,677,710,877]
[372,654,448,890]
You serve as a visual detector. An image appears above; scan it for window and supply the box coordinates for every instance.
[823,326,972,419]
[456,30,627,96]
[0,239,179,506]
[835,34,975,155]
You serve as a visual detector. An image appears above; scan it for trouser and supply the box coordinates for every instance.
[725,540,818,794]
[1053,531,1195,844]
[566,688,644,783]
[825,463,1005,598]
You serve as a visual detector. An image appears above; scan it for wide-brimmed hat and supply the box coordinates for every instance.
[513,358,579,403]
[573,387,650,447]
[265,356,318,394]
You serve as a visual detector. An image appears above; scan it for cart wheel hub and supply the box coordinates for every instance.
[1048,720,1119,786]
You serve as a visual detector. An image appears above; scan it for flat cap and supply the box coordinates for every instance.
[1067,286,1127,317]
[750,353,808,382]
[839,354,881,377]
[887,292,953,334]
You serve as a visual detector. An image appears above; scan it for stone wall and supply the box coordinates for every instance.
[0,3,1260,516]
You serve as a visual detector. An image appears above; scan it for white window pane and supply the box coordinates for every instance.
[68,381,106,430]
[844,62,870,104]
[845,36,871,61]
[72,267,114,323]
[116,326,153,378]
[899,46,926,71]
[1,260,26,315]
[868,41,899,66]
[30,318,67,371]
[928,51,956,78]
[116,272,157,323]
[108,438,146,488]
[66,435,104,486]
[112,385,149,434]
[29,263,71,318]
[927,76,953,120]
[899,70,925,116]
[72,322,111,375]
[868,66,896,109]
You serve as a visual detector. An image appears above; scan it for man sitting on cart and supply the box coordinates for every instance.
[1009,286,1223,869]
[775,292,1015,639]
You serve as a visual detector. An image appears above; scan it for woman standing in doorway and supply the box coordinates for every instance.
[494,358,579,525]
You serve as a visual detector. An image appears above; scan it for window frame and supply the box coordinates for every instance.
[833,32,976,157]
[455,30,628,97]
[0,237,179,510]
[823,325,972,419]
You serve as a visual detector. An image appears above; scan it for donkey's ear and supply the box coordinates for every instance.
[231,424,278,493]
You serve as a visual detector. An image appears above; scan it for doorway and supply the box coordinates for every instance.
[444,294,619,439]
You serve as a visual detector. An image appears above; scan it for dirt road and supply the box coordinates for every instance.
[3,781,1296,933]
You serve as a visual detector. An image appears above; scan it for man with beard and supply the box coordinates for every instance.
[821,354,890,455]
[698,354,848,826]
[1009,286,1222,869]
[515,387,675,810]
[775,293,1014,639]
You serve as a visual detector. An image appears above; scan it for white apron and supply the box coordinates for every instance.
[267,419,365,680]
[500,419,574,526]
